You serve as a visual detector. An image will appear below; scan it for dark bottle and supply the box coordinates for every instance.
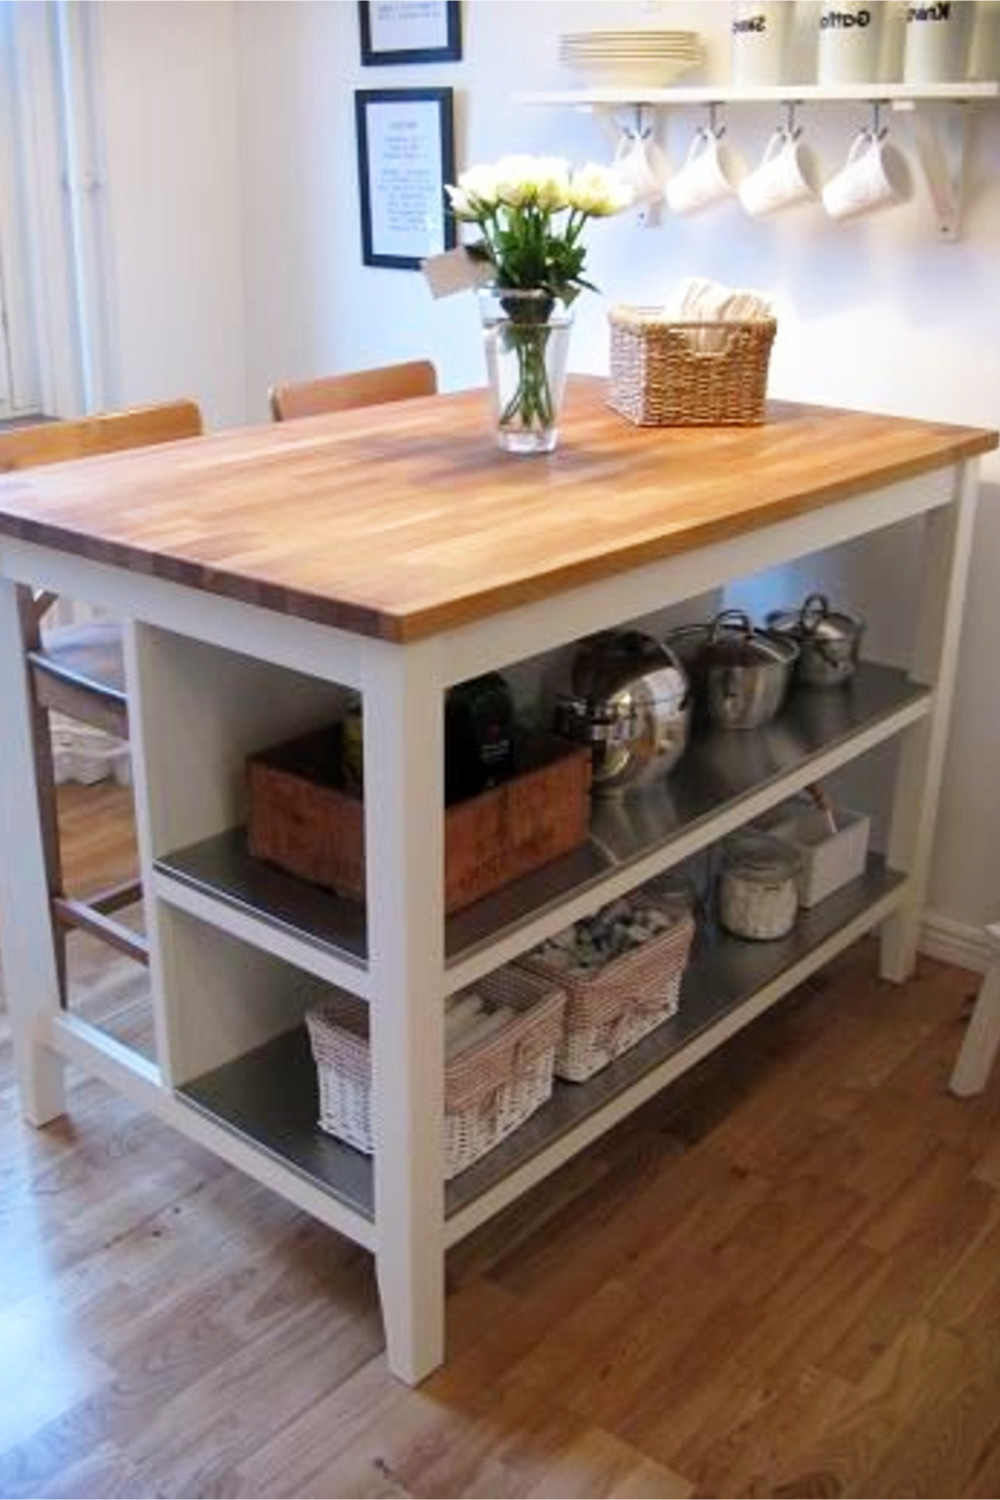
[338,699,364,794]
[445,672,515,804]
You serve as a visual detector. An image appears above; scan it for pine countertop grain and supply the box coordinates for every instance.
[0,379,994,643]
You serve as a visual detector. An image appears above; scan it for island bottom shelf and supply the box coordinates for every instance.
[177,858,904,1228]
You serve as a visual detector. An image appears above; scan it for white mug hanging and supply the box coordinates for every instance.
[612,130,669,206]
[740,126,821,217]
[666,127,743,216]
[822,127,914,221]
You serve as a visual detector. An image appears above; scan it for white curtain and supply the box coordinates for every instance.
[7,4,125,783]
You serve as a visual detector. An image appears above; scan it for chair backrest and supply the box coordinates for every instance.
[269,360,437,422]
[0,399,204,472]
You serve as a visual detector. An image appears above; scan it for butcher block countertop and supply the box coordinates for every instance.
[0,378,995,643]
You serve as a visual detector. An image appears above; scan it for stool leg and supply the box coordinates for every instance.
[27,694,70,1004]
[17,585,68,1002]
[0,580,66,1122]
[950,964,1000,1097]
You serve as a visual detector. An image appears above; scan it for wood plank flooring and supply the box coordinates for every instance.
[1,785,999,1497]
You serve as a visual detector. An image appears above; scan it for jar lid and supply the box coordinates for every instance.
[721,829,801,879]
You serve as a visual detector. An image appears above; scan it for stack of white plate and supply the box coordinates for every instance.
[559,30,701,88]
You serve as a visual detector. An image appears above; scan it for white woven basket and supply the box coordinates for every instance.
[305,966,565,1180]
[517,899,695,1082]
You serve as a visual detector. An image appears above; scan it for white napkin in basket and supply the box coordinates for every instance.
[666,277,774,352]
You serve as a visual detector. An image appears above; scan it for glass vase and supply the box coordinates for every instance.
[478,287,574,455]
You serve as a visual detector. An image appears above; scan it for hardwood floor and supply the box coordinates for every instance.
[1,785,998,1497]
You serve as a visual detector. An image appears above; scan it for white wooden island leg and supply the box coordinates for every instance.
[362,636,447,1384]
[0,578,66,1123]
[881,463,979,983]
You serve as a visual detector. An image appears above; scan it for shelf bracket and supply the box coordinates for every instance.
[906,100,969,241]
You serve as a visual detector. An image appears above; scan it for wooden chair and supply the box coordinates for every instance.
[269,359,437,422]
[0,400,204,992]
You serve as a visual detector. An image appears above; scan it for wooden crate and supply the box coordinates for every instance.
[246,723,592,915]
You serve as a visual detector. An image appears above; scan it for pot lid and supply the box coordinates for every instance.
[701,610,797,668]
[569,629,689,715]
[766,592,865,642]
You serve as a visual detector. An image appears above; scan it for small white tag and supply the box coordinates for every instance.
[422,247,493,299]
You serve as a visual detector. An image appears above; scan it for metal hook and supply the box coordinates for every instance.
[618,104,651,141]
[871,99,888,140]
[707,101,726,139]
[783,100,801,139]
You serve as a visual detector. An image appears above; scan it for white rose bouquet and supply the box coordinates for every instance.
[446,154,631,449]
[447,154,631,311]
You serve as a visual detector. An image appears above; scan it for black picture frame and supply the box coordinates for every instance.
[358,1,462,66]
[355,87,456,271]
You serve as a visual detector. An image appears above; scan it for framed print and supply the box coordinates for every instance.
[355,87,456,270]
[359,1,462,66]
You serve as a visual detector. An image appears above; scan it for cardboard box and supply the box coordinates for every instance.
[758,801,871,908]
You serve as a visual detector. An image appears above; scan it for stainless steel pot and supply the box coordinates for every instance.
[765,592,866,688]
[556,629,691,795]
[667,610,798,732]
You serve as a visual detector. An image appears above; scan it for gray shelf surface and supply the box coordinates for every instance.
[155,662,926,970]
[177,856,901,1223]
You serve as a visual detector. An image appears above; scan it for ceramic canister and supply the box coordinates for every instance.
[730,1,790,85]
[903,0,977,82]
[817,0,884,83]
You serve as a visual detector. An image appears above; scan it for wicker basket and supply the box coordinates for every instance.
[607,305,777,427]
[516,896,695,1082]
[305,966,566,1180]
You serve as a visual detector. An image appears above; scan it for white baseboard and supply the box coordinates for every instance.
[919,910,995,976]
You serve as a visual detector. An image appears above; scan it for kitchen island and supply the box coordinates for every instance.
[0,378,994,1383]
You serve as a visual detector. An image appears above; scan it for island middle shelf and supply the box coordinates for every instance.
[154,660,929,991]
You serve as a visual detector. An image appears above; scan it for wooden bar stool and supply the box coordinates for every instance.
[269,359,437,421]
[950,923,1000,1096]
[0,400,203,994]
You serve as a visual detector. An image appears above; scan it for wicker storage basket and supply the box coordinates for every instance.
[305,966,566,1179]
[607,305,777,427]
[516,896,695,1082]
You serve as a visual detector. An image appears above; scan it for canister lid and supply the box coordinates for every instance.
[721,829,801,880]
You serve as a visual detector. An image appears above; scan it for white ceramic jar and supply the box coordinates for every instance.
[730,1,790,85]
[817,0,884,83]
[903,0,977,82]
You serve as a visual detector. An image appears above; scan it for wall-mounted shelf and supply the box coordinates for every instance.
[517,82,1000,108]
[517,80,1000,239]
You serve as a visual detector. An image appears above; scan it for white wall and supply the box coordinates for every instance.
[92,0,246,430]
[92,1,1000,944]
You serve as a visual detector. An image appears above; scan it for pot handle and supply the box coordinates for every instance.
[799,593,831,635]
[709,608,754,644]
